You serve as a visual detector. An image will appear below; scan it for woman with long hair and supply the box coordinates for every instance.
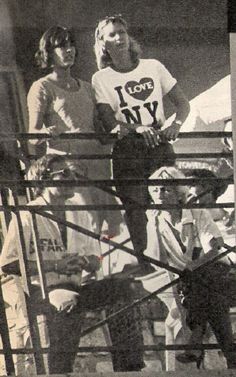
[92,15,190,268]
[27,25,123,236]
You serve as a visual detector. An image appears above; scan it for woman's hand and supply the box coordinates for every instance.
[160,121,181,141]
[110,124,129,140]
[135,125,160,148]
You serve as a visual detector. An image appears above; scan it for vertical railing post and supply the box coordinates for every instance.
[11,189,46,374]
[0,188,15,375]
[0,278,15,375]
[229,33,236,229]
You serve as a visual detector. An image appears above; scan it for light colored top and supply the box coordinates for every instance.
[27,76,100,156]
[0,195,100,287]
[27,75,123,233]
[145,209,223,271]
[92,59,177,128]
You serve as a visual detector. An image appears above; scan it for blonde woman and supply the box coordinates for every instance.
[92,15,190,266]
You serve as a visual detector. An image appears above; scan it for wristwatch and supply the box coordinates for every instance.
[174,120,183,126]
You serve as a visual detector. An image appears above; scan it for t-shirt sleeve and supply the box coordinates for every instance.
[0,213,32,269]
[0,218,19,268]
[27,80,50,121]
[157,61,177,96]
[92,73,110,104]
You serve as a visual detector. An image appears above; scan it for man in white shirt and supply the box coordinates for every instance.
[0,154,144,374]
[145,166,236,369]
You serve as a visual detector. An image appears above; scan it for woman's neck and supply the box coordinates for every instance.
[51,67,72,81]
[49,67,80,91]
[110,52,136,72]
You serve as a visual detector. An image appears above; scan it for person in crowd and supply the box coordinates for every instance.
[187,168,235,260]
[145,166,236,369]
[187,168,230,222]
[92,15,190,267]
[27,25,123,238]
[0,154,145,374]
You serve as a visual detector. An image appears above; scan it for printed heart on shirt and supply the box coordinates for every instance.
[125,78,154,101]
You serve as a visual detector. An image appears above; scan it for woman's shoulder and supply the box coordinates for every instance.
[79,79,92,91]
[92,67,112,80]
[78,79,95,99]
[139,58,165,68]
[29,75,53,94]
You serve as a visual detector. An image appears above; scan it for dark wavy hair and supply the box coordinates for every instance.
[187,169,228,201]
[35,25,77,69]
[94,15,141,70]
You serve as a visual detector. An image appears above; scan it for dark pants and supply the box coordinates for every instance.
[32,278,144,374]
[184,263,236,368]
[112,134,175,259]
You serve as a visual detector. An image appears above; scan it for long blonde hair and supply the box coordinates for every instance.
[94,15,141,70]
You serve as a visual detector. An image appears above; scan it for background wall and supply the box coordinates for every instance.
[0,0,230,177]
[6,0,230,106]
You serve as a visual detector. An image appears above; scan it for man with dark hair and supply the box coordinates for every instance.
[187,168,228,203]
[0,154,144,374]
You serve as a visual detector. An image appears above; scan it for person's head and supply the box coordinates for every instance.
[35,25,77,69]
[187,169,228,204]
[94,15,141,70]
[27,154,86,200]
[148,167,188,207]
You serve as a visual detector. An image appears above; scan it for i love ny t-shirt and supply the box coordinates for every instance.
[92,59,177,128]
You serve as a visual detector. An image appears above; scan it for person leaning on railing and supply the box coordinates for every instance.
[145,166,236,369]
[92,15,190,269]
[0,154,145,374]
[27,25,123,238]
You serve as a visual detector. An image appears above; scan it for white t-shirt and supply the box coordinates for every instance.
[92,59,177,128]
[145,209,223,271]
[0,196,100,287]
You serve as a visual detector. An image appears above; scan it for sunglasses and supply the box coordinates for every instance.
[48,167,74,178]
[95,14,126,37]
[47,165,88,179]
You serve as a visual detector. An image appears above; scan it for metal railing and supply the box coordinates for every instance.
[0,130,234,375]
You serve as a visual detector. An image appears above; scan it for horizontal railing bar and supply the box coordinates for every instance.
[26,152,233,160]
[0,177,233,187]
[1,343,234,355]
[0,131,233,141]
[0,203,234,211]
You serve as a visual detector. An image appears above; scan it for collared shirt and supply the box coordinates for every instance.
[145,209,224,271]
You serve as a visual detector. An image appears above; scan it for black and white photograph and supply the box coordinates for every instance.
[0,1,235,376]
